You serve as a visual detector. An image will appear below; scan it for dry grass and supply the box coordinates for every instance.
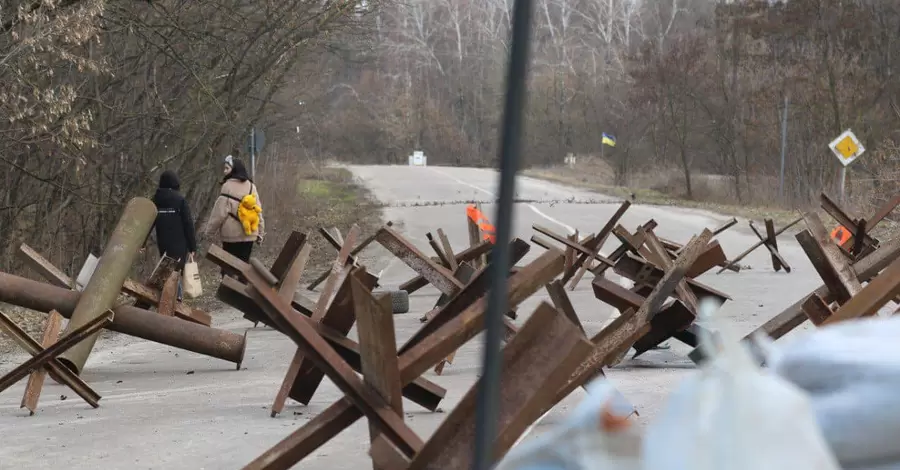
[1,160,380,356]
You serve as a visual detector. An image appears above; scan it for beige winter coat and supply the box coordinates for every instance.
[205,179,265,243]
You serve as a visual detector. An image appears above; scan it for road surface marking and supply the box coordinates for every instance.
[428,167,577,235]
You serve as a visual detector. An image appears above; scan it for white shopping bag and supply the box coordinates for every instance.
[495,378,642,470]
[182,255,203,299]
[642,298,840,470]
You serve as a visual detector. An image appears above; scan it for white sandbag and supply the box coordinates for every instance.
[495,378,641,470]
[770,316,900,468]
[642,298,839,470]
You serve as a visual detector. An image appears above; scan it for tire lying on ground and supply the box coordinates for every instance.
[377,289,409,314]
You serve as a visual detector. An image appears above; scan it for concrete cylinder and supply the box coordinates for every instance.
[0,272,246,366]
[57,198,158,374]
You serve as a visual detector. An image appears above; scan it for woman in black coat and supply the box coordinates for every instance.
[150,171,198,299]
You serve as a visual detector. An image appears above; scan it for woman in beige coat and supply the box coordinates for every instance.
[204,157,265,266]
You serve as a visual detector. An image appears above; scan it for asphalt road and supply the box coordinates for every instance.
[0,165,826,469]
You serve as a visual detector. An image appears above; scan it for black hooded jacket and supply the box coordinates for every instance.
[151,170,198,266]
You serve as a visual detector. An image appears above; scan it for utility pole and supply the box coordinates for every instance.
[249,128,256,180]
[779,94,788,201]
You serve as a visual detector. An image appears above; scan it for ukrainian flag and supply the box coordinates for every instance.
[602,133,617,147]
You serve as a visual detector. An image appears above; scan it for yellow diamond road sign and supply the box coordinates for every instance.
[828,129,865,167]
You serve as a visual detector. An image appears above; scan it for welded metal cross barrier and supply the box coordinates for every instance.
[206,243,448,412]
[0,311,114,393]
[716,217,803,274]
[368,301,593,470]
[239,248,566,469]
[0,310,101,413]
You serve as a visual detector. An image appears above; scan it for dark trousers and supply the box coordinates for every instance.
[221,241,254,280]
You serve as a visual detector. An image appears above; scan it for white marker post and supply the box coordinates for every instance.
[828,129,865,202]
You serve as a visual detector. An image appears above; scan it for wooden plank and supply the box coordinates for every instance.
[0,311,100,408]
[556,230,713,399]
[801,294,833,326]
[240,250,566,469]
[242,265,422,457]
[404,302,593,469]
[821,257,900,325]
[377,226,463,297]
[20,311,63,415]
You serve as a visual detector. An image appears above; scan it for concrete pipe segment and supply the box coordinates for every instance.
[0,272,246,367]
[57,197,158,374]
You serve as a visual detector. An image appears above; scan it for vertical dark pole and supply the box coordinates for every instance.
[472,0,534,468]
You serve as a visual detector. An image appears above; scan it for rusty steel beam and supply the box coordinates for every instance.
[631,300,694,357]
[0,310,100,409]
[398,241,493,294]
[390,302,593,470]
[269,231,308,283]
[614,253,731,304]
[351,278,406,463]
[798,212,863,302]
[0,272,247,366]
[20,310,63,414]
[533,224,615,268]
[436,229,458,271]
[242,262,424,458]
[711,217,738,236]
[748,220,790,272]
[801,294,834,326]
[210,249,446,411]
[686,240,728,278]
[564,201,631,284]
[399,239,531,356]
[242,249,566,469]
[546,280,585,334]
[0,311,113,392]
[723,234,900,359]
[821,257,900,325]
[716,216,803,274]
[556,230,713,400]
[377,226,462,296]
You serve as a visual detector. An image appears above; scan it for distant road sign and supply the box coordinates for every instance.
[828,129,864,166]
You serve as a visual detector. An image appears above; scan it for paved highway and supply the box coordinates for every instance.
[0,165,824,469]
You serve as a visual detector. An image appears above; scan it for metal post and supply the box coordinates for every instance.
[839,166,847,202]
[472,0,534,467]
[57,198,157,374]
[780,94,788,201]
[250,128,257,180]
